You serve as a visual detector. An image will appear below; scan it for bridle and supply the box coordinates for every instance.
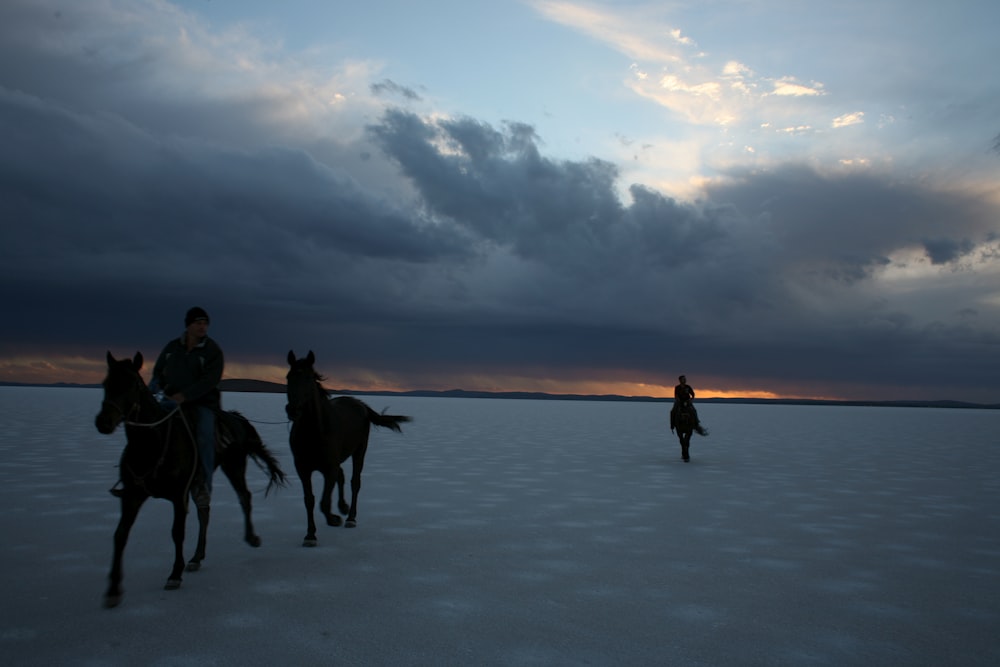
[102,367,195,496]
[101,368,180,429]
[100,397,138,427]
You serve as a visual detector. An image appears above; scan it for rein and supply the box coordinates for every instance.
[125,406,181,428]
[115,393,197,498]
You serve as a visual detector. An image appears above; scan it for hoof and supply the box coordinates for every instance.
[186,561,201,572]
[345,519,357,528]
[302,537,318,547]
[326,515,343,527]
[103,593,122,609]
[246,535,262,548]
[164,578,182,590]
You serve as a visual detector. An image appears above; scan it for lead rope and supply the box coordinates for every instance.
[125,406,180,428]
[175,408,200,506]
[121,405,199,503]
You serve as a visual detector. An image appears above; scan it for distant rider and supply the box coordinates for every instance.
[670,375,707,436]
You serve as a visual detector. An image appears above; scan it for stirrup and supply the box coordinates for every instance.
[191,477,211,506]
[109,483,125,498]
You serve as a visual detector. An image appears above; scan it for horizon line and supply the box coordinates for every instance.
[2,379,997,409]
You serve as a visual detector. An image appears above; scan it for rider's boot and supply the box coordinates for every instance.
[190,469,211,508]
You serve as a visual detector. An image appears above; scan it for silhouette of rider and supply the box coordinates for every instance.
[670,375,707,436]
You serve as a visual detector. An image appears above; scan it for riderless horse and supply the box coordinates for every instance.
[285,350,410,546]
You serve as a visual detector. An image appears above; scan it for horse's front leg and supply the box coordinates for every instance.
[165,494,188,589]
[298,467,319,546]
[319,466,343,528]
[104,493,146,608]
[222,460,261,548]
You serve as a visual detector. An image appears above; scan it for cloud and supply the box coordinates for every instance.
[533,2,828,130]
[370,79,423,102]
[833,112,865,128]
[770,78,824,97]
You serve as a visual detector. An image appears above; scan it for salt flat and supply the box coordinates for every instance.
[1,386,998,666]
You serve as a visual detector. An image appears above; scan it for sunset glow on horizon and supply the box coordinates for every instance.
[2,355,845,402]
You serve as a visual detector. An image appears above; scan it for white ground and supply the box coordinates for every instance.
[1,387,998,666]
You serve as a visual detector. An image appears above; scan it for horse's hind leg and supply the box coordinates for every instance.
[186,497,210,572]
[335,465,349,516]
[345,451,367,528]
[319,468,343,527]
[222,458,262,548]
[104,494,146,608]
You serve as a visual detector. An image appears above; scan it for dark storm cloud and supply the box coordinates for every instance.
[362,109,999,398]
[370,79,423,102]
[1,0,998,401]
[922,238,975,265]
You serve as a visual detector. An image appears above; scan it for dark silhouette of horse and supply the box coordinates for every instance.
[285,350,410,546]
[670,400,708,462]
[94,351,286,608]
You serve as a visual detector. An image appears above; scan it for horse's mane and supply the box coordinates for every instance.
[312,371,333,399]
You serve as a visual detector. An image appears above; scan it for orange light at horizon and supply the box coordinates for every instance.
[697,388,780,400]
[2,355,842,402]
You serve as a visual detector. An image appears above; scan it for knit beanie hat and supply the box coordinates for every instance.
[185,306,210,326]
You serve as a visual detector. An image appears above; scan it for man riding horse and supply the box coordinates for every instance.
[670,375,707,437]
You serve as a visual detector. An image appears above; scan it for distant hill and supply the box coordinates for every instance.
[3,380,997,410]
[220,379,284,393]
[219,381,999,410]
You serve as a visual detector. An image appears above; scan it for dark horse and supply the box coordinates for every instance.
[94,351,286,607]
[670,400,708,462]
[285,350,410,546]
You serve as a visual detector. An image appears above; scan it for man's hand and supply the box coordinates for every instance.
[168,393,186,404]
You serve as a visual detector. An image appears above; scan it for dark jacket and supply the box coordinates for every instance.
[152,334,224,409]
[674,383,695,403]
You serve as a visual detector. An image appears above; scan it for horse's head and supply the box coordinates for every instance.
[286,349,320,421]
[95,351,146,434]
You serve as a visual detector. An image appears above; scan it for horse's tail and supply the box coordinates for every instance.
[227,410,288,496]
[365,405,412,433]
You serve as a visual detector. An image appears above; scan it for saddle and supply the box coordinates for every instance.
[212,409,242,454]
[176,405,235,455]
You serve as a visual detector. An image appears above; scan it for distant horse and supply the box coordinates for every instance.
[670,400,708,462]
[94,351,286,608]
[285,350,411,546]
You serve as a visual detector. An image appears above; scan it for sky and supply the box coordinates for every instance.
[1,0,999,403]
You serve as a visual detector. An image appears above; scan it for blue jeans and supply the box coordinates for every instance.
[161,399,215,492]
